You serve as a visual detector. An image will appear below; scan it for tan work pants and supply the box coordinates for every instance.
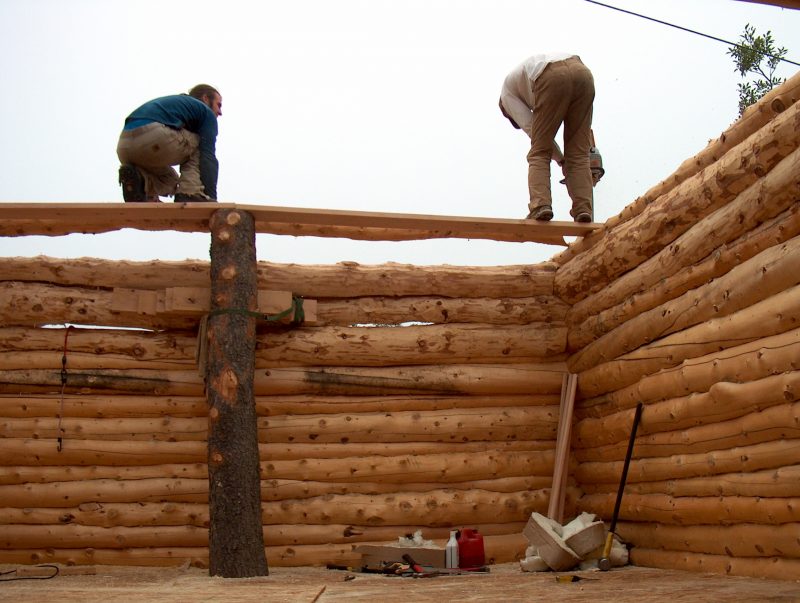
[116,123,208,198]
[527,57,595,217]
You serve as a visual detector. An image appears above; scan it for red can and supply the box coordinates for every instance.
[457,528,485,570]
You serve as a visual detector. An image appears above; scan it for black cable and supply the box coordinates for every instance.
[583,0,800,67]
[0,564,60,581]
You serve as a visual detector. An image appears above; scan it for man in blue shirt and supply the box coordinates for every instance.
[116,84,222,203]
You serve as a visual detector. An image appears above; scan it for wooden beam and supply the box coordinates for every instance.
[0,203,598,244]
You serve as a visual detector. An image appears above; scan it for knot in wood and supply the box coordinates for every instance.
[211,451,224,464]
[221,266,237,280]
[217,229,231,242]
[209,407,220,421]
[226,211,242,226]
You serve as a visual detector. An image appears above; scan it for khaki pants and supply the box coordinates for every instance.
[116,123,208,198]
[527,57,595,217]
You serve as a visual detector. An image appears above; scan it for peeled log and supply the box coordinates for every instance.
[579,327,800,417]
[616,522,800,558]
[587,466,800,498]
[0,393,558,419]
[630,548,800,582]
[576,401,800,462]
[554,100,800,305]
[0,256,557,299]
[0,363,565,396]
[568,155,800,347]
[576,284,800,398]
[569,235,800,373]
[261,406,558,443]
[575,439,800,485]
[574,371,800,449]
[579,492,800,526]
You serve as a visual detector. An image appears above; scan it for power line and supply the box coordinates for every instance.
[583,0,800,68]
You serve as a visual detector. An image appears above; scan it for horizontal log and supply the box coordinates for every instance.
[630,547,800,582]
[574,371,800,449]
[0,532,530,567]
[568,159,800,348]
[554,100,800,304]
[0,322,567,369]
[0,521,526,550]
[0,406,558,443]
[0,256,558,298]
[569,234,800,373]
[0,438,551,466]
[579,492,800,525]
[575,439,800,485]
[616,522,800,558]
[0,363,565,396]
[578,327,800,418]
[576,284,800,398]
[0,393,559,418]
[0,281,568,328]
[576,401,800,462]
[582,466,800,498]
[550,69,800,267]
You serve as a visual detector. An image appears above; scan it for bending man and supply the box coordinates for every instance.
[499,53,595,222]
[117,84,222,203]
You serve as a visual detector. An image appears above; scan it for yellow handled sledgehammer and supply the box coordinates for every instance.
[598,402,643,571]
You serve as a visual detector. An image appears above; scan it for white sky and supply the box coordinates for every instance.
[1,0,799,266]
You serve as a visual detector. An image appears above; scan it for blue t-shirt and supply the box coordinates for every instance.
[124,94,219,199]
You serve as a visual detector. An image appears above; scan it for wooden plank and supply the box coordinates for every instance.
[547,372,577,524]
[0,202,598,244]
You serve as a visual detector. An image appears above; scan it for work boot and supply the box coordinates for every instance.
[526,205,553,221]
[174,193,217,203]
[571,203,593,223]
[118,164,146,202]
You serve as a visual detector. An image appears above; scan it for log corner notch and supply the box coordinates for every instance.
[206,208,268,577]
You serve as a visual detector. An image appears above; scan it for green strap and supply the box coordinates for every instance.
[208,296,305,325]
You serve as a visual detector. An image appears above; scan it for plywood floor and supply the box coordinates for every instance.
[1,563,798,602]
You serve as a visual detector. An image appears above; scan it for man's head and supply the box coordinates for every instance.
[189,84,222,117]
[499,98,520,130]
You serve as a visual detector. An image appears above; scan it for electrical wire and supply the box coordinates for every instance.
[0,565,60,581]
[583,0,800,67]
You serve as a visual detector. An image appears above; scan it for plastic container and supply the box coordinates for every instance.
[457,528,485,570]
[445,530,459,568]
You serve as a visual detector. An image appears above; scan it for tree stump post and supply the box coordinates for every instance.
[206,208,268,577]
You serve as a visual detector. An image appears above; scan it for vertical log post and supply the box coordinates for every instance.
[206,208,268,577]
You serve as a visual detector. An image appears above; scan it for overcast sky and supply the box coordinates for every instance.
[1,0,799,266]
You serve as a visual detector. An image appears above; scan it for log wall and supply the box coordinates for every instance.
[557,73,800,581]
[1,71,798,582]
[0,258,567,568]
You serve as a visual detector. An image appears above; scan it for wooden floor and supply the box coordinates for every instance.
[1,563,798,602]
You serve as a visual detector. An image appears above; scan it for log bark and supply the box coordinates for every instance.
[579,492,800,525]
[576,284,800,398]
[550,69,800,268]
[0,362,565,396]
[205,208,267,577]
[574,371,800,450]
[578,327,800,418]
[0,256,557,298]
[616,522,800,558]
[567,157,800,348]
[554,100,800,305]
[569,234,800,373]
[630,548,800,582]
